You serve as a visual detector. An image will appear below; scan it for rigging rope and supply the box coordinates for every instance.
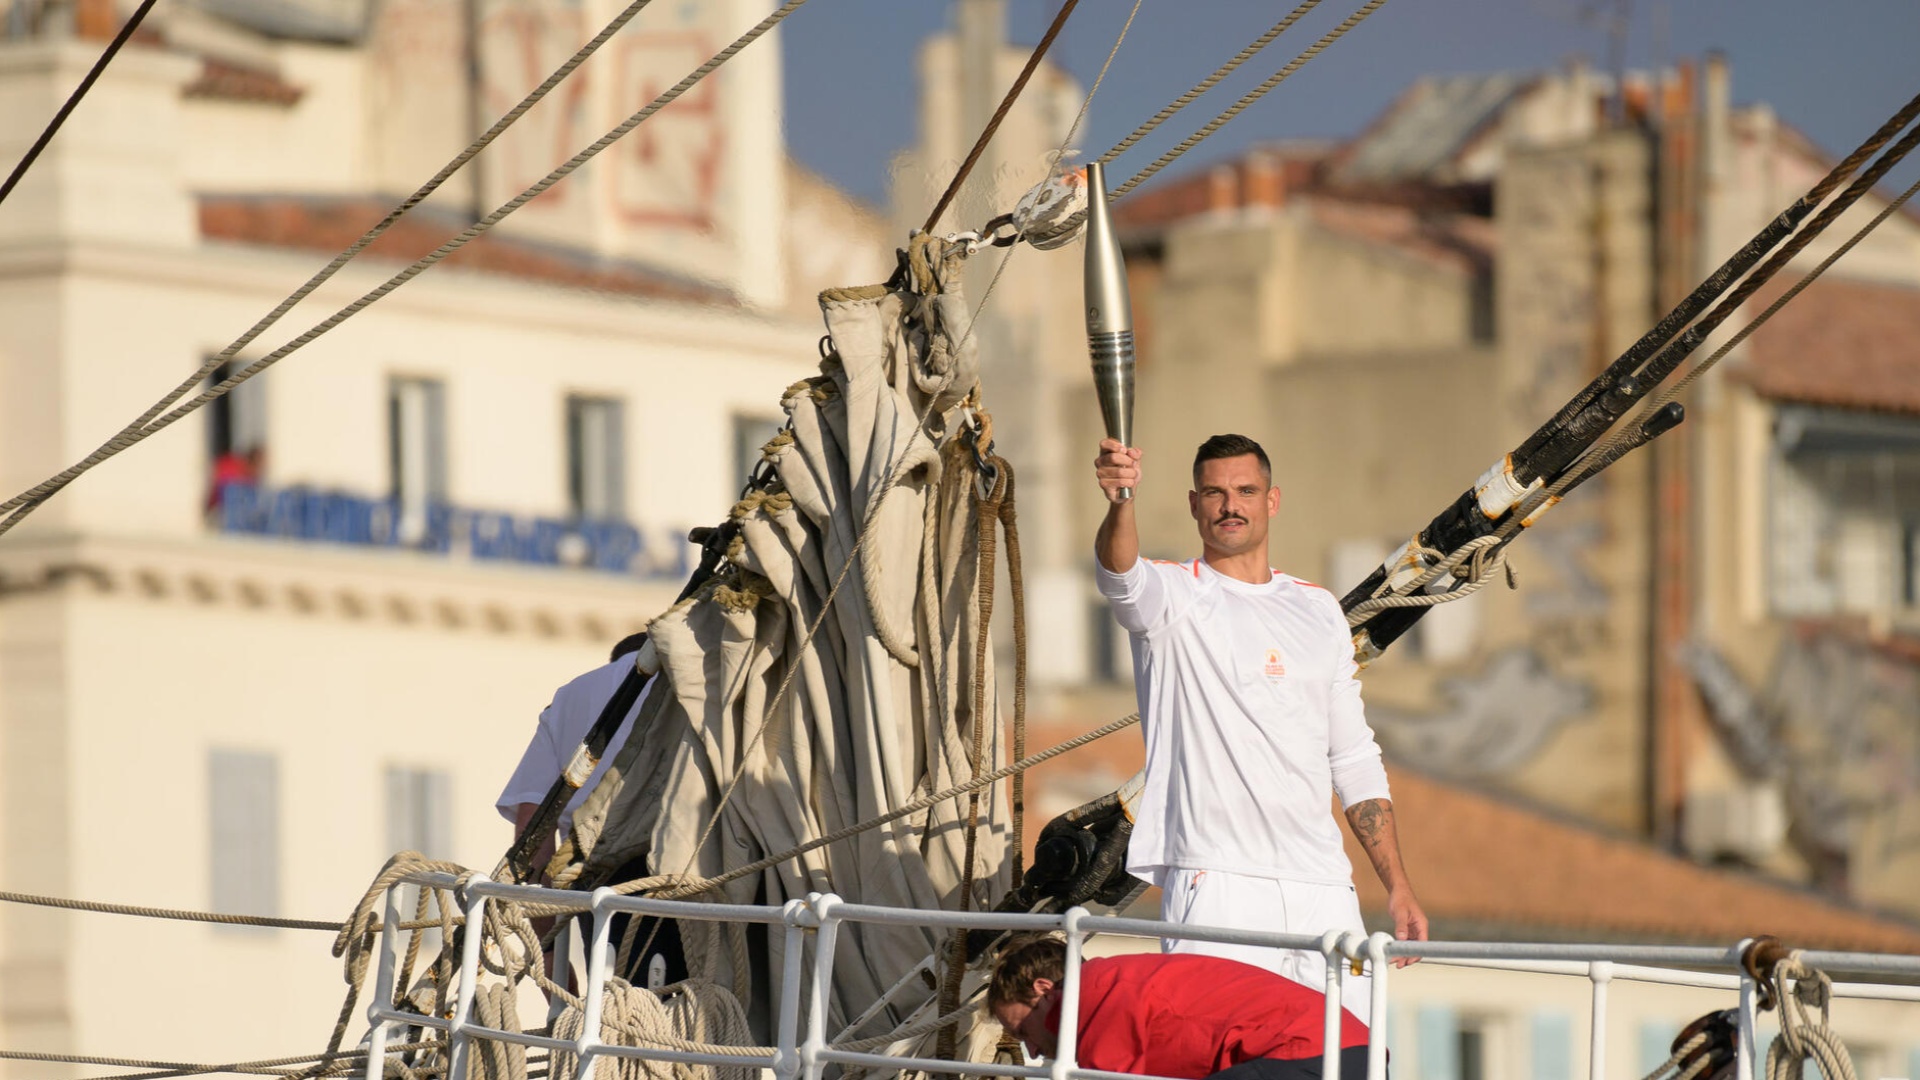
[1501,136,1920,535]
[618,0,1143,975]
[0,0,161,208]
[1097,0,1321,164]
[922,0,1081,234]
[0,0,810,539]
[0,1042,436,1080]
[0,888,343,931]
[25,0,668,530]
[1107,0,1388,200]
[1353,100,1920,624]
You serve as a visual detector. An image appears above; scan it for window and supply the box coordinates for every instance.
[205,359,268,514]
[731,413,782,495]
[567,396,626,520]
[1529,1012,1572,1080]
[385,766,452,857]
[209,749,280,924]
[385,766,451,951]
[389,377,448,542]
[1769,407,1920,618]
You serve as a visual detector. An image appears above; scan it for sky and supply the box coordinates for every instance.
[778,0,1920,208]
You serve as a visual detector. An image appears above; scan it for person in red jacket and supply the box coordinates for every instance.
[987,934,1376,1080]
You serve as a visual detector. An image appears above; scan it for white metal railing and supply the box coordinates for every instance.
[362,872,1920,1080]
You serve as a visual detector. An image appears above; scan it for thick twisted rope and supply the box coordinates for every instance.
[1107,0,1389,200]
[0,0,809,538]
[1766,956,1856,1080]
[1098,0,1322,163]
[0,1042,439,1080]
[1343,534,1510,627]
[0,888,343,931]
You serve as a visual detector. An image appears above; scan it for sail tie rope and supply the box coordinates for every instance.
[0,0,813,538]
[623,0,1144,982]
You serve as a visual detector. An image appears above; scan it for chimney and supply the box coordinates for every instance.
[1244,151,1286,209]
[1207,164,1239,212]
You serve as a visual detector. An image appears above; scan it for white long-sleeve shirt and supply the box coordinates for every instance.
[496,659,653,839]
[1096,556,1391,887]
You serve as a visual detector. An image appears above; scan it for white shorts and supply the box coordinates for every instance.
[1158,866,1372,1023]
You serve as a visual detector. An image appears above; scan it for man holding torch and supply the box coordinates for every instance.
[1080,163,1426,1021]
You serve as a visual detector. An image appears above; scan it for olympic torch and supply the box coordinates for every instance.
[1083,161,1136,501]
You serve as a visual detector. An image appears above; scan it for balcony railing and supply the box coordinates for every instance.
[363,871,1920,1080]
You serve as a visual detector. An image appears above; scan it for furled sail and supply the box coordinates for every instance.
[552,235,1012,1048]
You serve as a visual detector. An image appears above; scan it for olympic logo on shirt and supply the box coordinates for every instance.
[1263,648,1286,678]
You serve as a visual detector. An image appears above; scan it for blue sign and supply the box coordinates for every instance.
[216,483,689,580]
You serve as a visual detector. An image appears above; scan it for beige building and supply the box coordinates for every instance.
[1021,56,1920,926]
[0,0,888,1070]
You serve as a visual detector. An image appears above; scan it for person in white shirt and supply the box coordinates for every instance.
[497,633,685,989]
[1092,433,1427,1020]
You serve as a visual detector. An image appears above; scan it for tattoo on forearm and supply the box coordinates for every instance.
[1348,798,1390,848]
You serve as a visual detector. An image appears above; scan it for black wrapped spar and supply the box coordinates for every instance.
[1084,161,1136,501]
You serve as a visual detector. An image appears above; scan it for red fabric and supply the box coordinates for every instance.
[1071,954,1368,1078]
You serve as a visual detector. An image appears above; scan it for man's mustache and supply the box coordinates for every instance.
[1214,515,1246,526]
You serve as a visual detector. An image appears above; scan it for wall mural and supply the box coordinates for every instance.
[1683,630,1920,887]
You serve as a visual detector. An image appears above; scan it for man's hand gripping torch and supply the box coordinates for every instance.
[1084,161,1136,501]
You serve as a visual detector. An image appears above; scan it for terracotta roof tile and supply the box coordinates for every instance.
[198,195,735,306]
[1346,766,1920,954]
[1022,716,1920,953]
[184,58,304,106]
[1734,276,1920,417]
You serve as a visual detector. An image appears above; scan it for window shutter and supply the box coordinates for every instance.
[1530,1011,1573,1080]
[1417,1005,1460,1080]
[209,749,280,922]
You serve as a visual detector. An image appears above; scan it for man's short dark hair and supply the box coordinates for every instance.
[611,632,648,663]
[988,933,1066,1009]
[1192,433,1271,485]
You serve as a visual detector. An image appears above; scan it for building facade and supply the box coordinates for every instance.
[0,0,889,1069]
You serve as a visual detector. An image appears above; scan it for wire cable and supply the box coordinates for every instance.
[0,0,161,209]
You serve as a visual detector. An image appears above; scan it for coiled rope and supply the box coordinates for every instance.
[1766,955,1856,1080]
[0,0,812,539]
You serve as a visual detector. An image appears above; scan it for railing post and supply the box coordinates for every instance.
[548,910,574,1028]
[773,899,812,1080]
[1052,907,1089,1080]
[1320,930,1346,1080]
[801,893,842,1080]
[574,888,616,1080]
[1736,956,1758,1080]
[364,883,407,1080]
[1365,932,1393,1080]
[1588,960,1613,1080]
[445,875,492,1080]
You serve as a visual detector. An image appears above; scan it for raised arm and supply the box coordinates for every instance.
[1094,438,1142,573]
[1344,798,1427,966]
